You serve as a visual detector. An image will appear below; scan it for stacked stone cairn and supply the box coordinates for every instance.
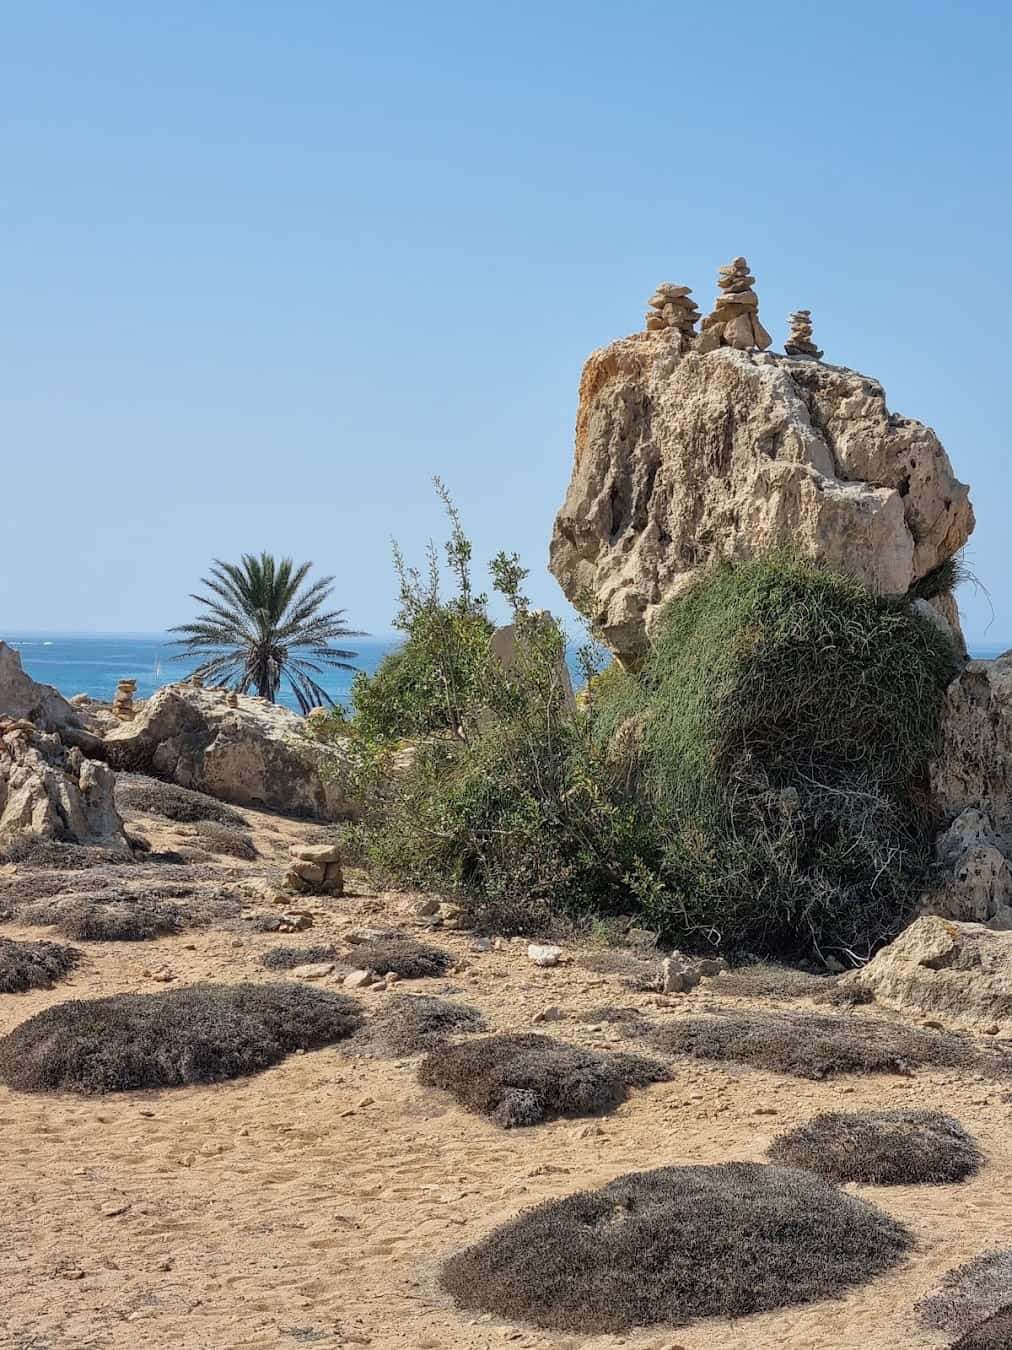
[696,256,773,353]
[644,283,700,347]
[112,679,137,722]
[784,309,823,359]
[283,842,344,897]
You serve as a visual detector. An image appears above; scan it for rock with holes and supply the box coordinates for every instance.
[842,917,1012,1025]
[550,333,973,665]
[931,654,1012,838]
[0,724,129,851]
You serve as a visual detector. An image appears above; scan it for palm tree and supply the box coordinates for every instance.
[170,553,364,713]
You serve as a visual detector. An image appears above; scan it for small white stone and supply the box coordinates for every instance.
[527,943,563,968]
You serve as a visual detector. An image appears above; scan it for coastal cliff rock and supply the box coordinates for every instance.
[103,684,356,821]
[550,335,973,664]
[0,642,81,732]
[0,722,128,850]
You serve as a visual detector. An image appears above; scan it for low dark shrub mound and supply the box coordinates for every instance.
[19,894,182,941]
[0,982,363,1094]
[189,821,258,860]
[0,937,82,993]
[260,944,343,971]
[418,1032,668,1127]
[714,963,838,1001]
[918,1251,1012,1339]
[953,1307,1012,1349]
[577,950,660,991]
[769,1110,983,1184]
[115,775,248,828]
[652,1010,1012,1081]
[578,1006,653,1037]
[440,1161,912,1333]
[0,837,134,870]
[351,938,451,980]
[354,995,486,1057]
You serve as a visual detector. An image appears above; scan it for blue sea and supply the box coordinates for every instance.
[5,633,1009,715]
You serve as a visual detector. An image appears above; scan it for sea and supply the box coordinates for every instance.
[5,633,1009,716]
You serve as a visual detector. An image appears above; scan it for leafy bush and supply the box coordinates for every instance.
[769,1109,983,1184]
[440,1162,912,1332]
[592,554,958,960]
[0,982,363,1093]
[418,1032,667,1127]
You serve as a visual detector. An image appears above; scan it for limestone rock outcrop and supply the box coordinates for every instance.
[0,642,80,732]
[0,721,128,851]
[931,654,1012,837]
[550,339,974,664]
[842,917,1012,1025]
[102,683,357,820]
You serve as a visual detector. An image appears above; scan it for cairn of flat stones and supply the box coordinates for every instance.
[784,309,823,359]
[112,679,137,722]
[697,256,772,353]
[645,283,700,347]
[283,842,344,898]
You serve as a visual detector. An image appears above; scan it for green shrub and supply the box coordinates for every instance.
[592,554,958,960]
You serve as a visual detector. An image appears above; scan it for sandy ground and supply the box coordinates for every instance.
[1,800,1010,1350]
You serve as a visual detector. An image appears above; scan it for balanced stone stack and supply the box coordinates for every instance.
[784,309,823,359]
[283,842,344,897]
[225,691,239,708]
[111,679,137,722]
[697,256,773,353]
[644,283,700,347]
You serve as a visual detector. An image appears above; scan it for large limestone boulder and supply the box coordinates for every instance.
[843,916,1012,1025]
[0,723,128,850]
[550,335,973,664]
[103,684,356,820]
[0,642,80,731]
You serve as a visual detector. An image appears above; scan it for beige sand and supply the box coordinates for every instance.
[1,802,1008,1349]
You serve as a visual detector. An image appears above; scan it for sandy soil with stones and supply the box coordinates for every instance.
[1,798,1010,1350]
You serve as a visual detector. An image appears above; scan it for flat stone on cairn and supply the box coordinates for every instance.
[784,309,823,359]
[697,256,773,353]
[283,842,344,897]
[645,283,700,348]
[111,679,137,722]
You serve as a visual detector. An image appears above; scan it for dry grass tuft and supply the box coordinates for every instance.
[419,1032,667,1127]
[918,1251,1012,1339]
[354,995,486,1057]
[0,982,363,1094]
[260,945,342,971]
[350,938,451,980]
[440,1161,911,1333]
[115,774,248,827]
[0,937,82,993]
[769,1109,983,1184]
[651,1009,1012,1081]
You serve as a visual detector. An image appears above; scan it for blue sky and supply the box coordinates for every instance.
[3,1,1009,643]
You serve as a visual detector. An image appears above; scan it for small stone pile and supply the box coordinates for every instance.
[111,679,137,722]
[225,691,239,708]
[283,842,344,897]
[697,256,773,353]
[644,283,700,346]
[784,309,823,359]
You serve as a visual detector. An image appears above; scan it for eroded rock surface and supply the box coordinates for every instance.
[550,339,973,664]
[0,724,128,851]
[103,684,357,821]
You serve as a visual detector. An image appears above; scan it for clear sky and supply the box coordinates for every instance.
[3,1,1009,643]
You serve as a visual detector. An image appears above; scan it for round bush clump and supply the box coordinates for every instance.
[0,982,363,1094]
[260,944,342,971]
[355,995,486,1057]
[953,1307,1012,1349]
[0,937,82,993]
[418,1032,668,1127]
[652,1010,1011,1080]
[115,775,248,827]
[0,837,133,870]
[769,1109,983,1184]
[350,938,451,980]
[918,1251,1012,1340]
[19,894,182,941]
[441,1162,912,1333]
[189,821,258,860]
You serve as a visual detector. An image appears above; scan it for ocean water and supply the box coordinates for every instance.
[5,633,1009,715]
